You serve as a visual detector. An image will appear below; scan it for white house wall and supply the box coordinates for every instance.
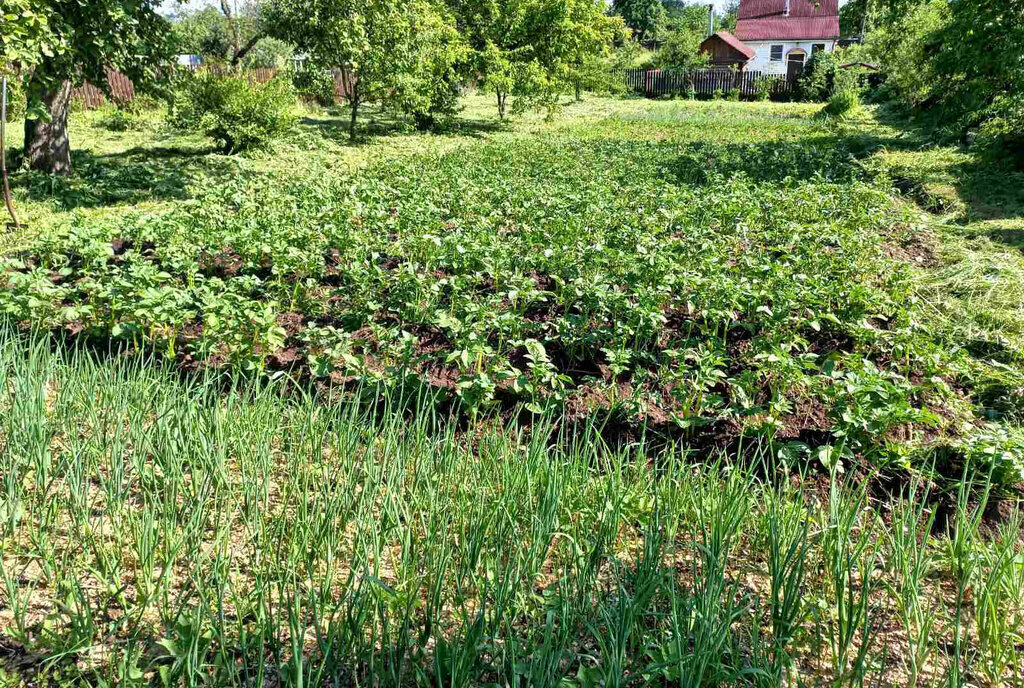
[744,40,837,74]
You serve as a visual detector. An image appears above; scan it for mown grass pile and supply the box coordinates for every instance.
[1,333,1022,686]
[2,99,1019,480]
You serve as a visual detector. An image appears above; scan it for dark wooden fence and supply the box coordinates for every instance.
[71,65,356,110]
[623,68,794,99]
[71,68,135,108]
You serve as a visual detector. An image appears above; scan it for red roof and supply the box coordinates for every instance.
[700,31,757,60]
[711,31,756,60]
[734,0,840,41]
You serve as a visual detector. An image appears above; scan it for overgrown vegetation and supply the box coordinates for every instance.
[863,0,1023,165]
[168,72,296,153]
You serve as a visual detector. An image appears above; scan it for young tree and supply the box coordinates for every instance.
[10,0,176,175]
[559,0,626,101]
[266,0,450,139]
[447,0,616,118]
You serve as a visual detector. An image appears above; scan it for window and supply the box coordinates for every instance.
[770,45,784,62]
[812,43,826,56]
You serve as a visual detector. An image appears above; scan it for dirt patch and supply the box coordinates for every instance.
[276,312,306,338]
[198,247,243,278]
[883,228,941,268]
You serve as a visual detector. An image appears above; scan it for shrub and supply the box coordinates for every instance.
[754,75,774,102]
[100,108,141,132]
[798,51,842,102]
[976,93,1024,170]
[292,67,336,107]
[169,73,296,153]
[726,87,740,102]
[814,89,860,122]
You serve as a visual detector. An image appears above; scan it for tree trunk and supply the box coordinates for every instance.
[231,32,265,67]
[24,80,73,176]
[349,95,360,142]
[496,90,506,120]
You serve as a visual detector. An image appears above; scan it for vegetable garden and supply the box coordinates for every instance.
[2,95,1023,685]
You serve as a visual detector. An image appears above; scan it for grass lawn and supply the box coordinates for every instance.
[1,95,1023,686]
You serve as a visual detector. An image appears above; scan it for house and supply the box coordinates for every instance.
[698,31,756,69]
[733,0,840,79]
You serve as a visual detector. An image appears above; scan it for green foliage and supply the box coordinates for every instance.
[928,0,1024,133]
[241,37,294,70]
[976,92,1024,169]
[754,74,774,101]
[99,107,142,132]
[1,71,26,121]
[169,73,296,153]
[814,89,860,122]
[265,0,447,137]
[394,5,469,129]
[612,0,668,42]
[17,0,176,102]
[864,0,948,110]
[0,0,58,69]
[292,67,337,106]
[653,25,707,71]
[170,6,234,61]
[798,51,847,103]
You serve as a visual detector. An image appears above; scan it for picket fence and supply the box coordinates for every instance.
[623,68,795,99]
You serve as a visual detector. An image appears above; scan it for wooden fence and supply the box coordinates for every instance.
[71,69,135,108]
[71,65,356,110]
[623,68,794,99]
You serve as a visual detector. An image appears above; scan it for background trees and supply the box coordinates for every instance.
[612,0,668,43]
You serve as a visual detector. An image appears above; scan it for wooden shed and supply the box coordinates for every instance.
[699,31,757,69]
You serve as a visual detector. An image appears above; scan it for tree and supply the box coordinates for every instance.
[654,1,709,71]
[612,0,668,43]
[561,0,626,101]
[446,0,615,119]
[396,5,470,129]
[11,0,176,175]
[839,0,869,37]
[266,0,450,139]
[655,25,708,71]
[170,2,269,67]
[928,0,1024,129]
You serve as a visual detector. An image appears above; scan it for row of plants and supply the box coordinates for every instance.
[2,127,1020,482]
[2,334,1022,686]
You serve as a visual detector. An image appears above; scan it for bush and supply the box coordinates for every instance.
[976,93,1024,169]
[169,73,296,153]
[753,75,774,101]
[292,67,336,107]
[815,89,860,122]
[100,108,142,132]
[798,51,859,103]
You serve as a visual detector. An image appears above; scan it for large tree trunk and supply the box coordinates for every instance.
[24,80,73,176]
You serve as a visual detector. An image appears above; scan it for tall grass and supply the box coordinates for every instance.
[0,330,1021,686]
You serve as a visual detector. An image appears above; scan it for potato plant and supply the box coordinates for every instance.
[1,98,1020,483]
